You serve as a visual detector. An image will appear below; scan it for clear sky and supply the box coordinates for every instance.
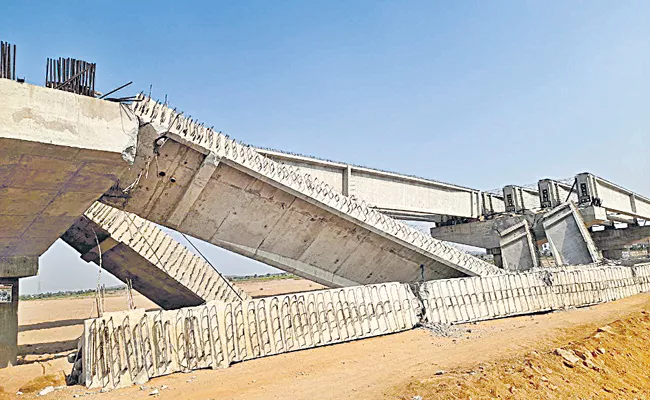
[2,1,649,294]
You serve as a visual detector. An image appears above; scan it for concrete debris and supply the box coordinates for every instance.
[597,325,616,334]
[412,396,423,400]
[434,370,446,376]
[555,348,580,368]
[37,386,54,396]
[597,347,606,354]
[149,389,159,396]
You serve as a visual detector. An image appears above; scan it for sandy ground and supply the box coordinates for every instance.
[2,279,650,399]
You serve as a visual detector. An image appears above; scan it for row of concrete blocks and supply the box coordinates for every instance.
[80,263,650,390]
[83,202,248,303]
[419,264,650,325]
[129,95,500,277]
[81,282,420,390]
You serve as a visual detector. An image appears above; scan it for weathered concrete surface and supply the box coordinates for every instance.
[61,202,248,309]
[503,185,540,213]
[101,97,501,287]
[429,215,527,249]
[0,256,38,278]
[499,220,538,271]
[538,179,577,209]
[0,79,137,261]
[592,225,650,251]
[543,202,601,266]
[577,173,650,220]
[256,149,505,221]
[81,282,420,389]
[0,278,18,368]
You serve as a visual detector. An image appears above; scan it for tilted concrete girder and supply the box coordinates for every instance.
[101,96,502,288]
[0,79,137,367]
[61,202,248,309]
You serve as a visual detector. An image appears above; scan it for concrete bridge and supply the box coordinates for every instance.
[2,76,650,370]
[0,80,499,367]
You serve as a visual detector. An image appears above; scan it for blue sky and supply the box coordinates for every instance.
[2,1,649,293]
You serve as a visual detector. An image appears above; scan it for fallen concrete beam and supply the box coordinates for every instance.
[101,97,501,287]
[61,202,248,309]
[499,220,539,271]
[542,202,601,266]
[80,282,421,389]
[79,262,650,389]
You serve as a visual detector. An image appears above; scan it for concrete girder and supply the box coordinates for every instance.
[499,220,539,271]
[577,173,650,221]
[61,202,248,309]
[256,148,506,221]
[101,96,502,288]
[542,202,602,266]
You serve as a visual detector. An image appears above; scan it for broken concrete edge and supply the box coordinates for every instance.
[78,262,650,390]
[0,79,139,164]
[126,96,501,278]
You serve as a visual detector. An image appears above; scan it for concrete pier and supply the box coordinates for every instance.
[0,79,137,367]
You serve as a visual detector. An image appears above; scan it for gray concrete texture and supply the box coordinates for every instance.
[542,202,601,266]
[81,282,420,389]
[61,202,248,309]
[81,262,650,389]
[0,278,18,368]
[256,149,506,221]
[100,96,501,288]
[0,79,137,263]
[498,220,539,271]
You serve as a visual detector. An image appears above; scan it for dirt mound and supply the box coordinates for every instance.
[395,311,650,399]
[18,371,66,394]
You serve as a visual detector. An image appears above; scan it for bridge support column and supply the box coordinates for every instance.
[0,256,38,368]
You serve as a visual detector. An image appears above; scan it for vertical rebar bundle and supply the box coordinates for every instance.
[45,57,96,96]
[0,41,16,80]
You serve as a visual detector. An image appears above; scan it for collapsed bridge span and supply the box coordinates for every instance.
[101,96,502,287]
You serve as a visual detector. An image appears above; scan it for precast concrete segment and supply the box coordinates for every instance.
[79,263,650,390]
[256,148,505,220]
[419,263,650,325]
[538,179,577,209]
[0,79,137,260]
[503,185,540,213]
[577,173,650,220]
[80,282,421,389]
[499,220,539,272]
[542,202,601,266]
[100,96,501,286]
[61,202,248,309]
